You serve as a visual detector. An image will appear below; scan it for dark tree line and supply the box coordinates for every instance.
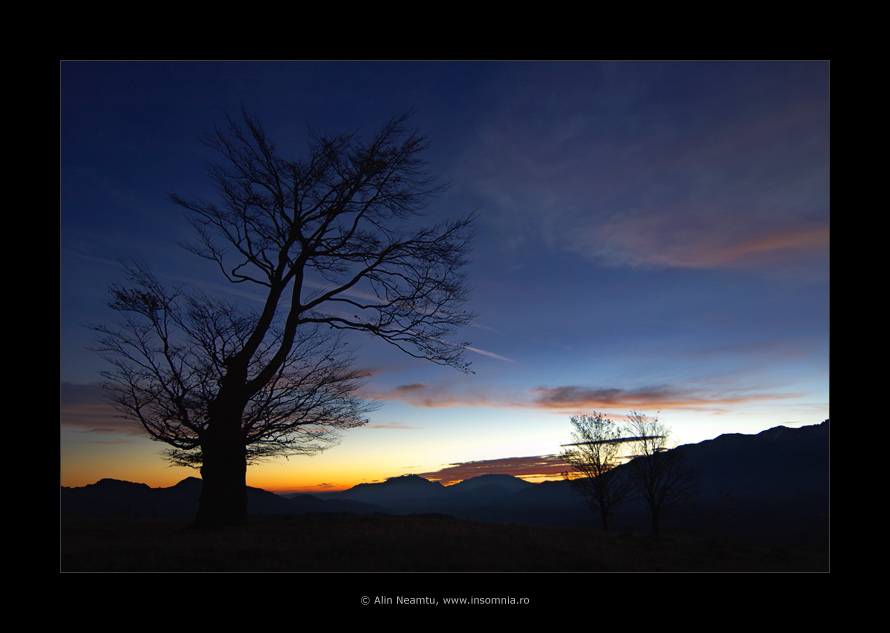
[92,110,477,529]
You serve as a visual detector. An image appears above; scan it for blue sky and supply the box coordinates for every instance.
[60,61,830,492]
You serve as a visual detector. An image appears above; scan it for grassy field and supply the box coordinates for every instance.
[60,512,828,573]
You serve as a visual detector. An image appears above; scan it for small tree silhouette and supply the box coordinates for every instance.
[624,411,698,536]
[560,413,633,531]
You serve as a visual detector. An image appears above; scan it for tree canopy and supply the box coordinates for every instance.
[90,109,477,527]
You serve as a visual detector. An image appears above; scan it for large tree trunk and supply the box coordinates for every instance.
[192,395,249,529]
[193,438,248,529]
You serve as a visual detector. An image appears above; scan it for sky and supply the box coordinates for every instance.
[60,61,830,494]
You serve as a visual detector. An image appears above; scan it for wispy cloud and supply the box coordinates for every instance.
[60,381,137,434]
[364,421,423,430]
[461,62,829,278]
[463,345,515,363]
[573,217,829,272]
[371,382,498,409]
[528,384,798,412]
[372,379,801,415]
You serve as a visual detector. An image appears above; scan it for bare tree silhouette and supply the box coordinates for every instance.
[560,413,633,531]
[91,109,477,529]
[624,411,697,536]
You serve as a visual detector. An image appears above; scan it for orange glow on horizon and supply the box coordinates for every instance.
[61,451,568,494]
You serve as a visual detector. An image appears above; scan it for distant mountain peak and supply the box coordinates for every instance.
[385,474,435,484]
[449,474,535,492]
[89,478,151,490]
[170,477,203,489]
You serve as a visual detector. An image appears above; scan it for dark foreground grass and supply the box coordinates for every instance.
[61,513,828,572]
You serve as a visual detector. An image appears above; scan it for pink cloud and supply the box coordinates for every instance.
[60,382,137,434]
[578,216,829,272]
[529,384,800,413]
[419,454,568,486]
[373,379,800,415]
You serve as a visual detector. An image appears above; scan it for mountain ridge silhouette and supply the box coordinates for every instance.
[61,420,829,547]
